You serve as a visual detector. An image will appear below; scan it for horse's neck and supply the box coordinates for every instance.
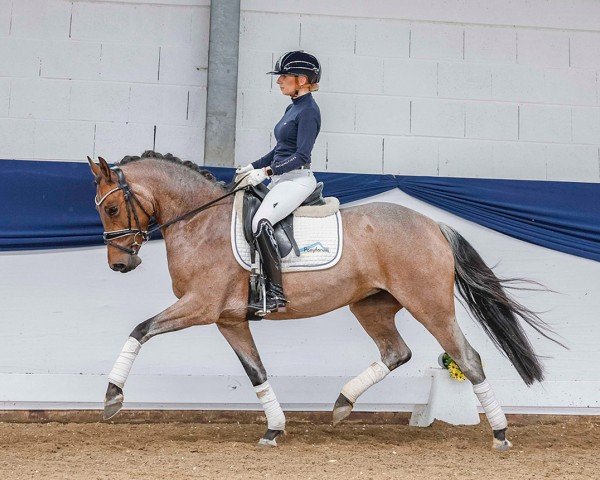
[132,167,225,227]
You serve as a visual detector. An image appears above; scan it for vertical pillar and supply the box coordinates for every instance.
[203,0,241,166]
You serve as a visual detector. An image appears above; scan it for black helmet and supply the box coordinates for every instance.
[267,51,321,84]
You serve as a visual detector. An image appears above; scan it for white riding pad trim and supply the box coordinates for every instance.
[108,337,141,389]
[254,381,286,431]
[230,191,343,273]
[294,197,340,217]
[341,360,390,404]
[473,379,508,431]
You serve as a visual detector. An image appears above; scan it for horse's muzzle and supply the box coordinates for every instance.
[110,254,142,273]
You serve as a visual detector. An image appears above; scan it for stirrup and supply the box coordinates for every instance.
[250,293,287,317]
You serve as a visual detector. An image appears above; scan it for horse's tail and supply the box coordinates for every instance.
[438,223,562,386]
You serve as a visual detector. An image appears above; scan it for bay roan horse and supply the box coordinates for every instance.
[88,152,558,451]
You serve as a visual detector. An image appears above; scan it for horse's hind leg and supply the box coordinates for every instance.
[333,290,411,425]
[408,302,512,451]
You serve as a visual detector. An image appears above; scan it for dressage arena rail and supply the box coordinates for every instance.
[0,410,596,426]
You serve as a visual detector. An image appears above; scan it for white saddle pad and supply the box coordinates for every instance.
[230,191,343,272]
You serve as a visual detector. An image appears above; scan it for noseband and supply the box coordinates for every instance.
[95,167,154,256]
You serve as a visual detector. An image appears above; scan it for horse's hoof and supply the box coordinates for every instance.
[257,429,284,448]
[492,438,513,452]
[257,438,278,448]
[103,384,124,421]
[332,393,353,427]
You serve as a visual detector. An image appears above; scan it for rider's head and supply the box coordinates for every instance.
[268,51,321,98]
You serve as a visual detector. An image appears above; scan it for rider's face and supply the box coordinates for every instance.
[277,74,308,96]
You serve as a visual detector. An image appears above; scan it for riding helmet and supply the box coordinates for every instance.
[267,51,321,84]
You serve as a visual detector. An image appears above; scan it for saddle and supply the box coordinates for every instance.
[242,182,326,259]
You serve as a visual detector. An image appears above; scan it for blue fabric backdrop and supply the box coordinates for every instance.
[1,159,599,262]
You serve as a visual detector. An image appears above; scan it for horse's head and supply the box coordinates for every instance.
[88,156,154,273]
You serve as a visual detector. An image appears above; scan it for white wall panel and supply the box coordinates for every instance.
[383,137,439,176]
[570,32,600,69]
[70,82,131,123]
[382,59,438,97]
[437,63,492,100]
[572,107,600,144]
[326,134,383,173]
[94,123,155,161]
[236,2,600,181]
[355,19,410,58]
[519,104,572,143]
[355,95,410,135]
[465,102,518,141]
[410,23,463,61]
[0,119,35,158]
[464,27,516,64]
[1,0,210,163]
[9,78,71,119]
[299,16,355,56]
[438,139,494,177]
[99,44,160,84]
[10,0,71,40]
[0,78,9,116]
[411,99,465,138]
[2,190,599,413]
[32,120,96,161]
[39,41,102,81]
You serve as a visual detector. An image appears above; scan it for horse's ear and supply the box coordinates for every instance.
[87,156,101,178]
[97,156,114,183]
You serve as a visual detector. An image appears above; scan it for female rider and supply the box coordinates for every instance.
[236,51,321,315]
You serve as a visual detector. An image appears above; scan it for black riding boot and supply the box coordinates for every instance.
[248,219,287,315]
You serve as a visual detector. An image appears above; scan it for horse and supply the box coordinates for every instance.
[87,151,557,451]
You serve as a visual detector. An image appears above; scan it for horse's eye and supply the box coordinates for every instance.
[105,205,119,216]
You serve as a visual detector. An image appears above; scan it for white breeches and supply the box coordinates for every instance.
[251,169,317,233]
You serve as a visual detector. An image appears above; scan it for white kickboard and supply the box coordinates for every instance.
[230,201,343,273]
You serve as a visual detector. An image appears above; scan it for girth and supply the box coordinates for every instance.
[242,182,326,259]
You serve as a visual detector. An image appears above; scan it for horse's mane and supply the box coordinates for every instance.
[118,150,225,187]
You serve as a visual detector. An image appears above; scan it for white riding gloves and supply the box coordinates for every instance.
[235,163,254,174]
[247,168,269,186]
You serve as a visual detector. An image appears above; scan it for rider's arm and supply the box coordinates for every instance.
[251,148,275,170]
[270,107,320,175]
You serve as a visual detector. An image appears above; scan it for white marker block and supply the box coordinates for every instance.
[410,368,480,427]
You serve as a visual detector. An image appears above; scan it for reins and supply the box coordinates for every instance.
[97,167,249,255]
[146,174,249,235]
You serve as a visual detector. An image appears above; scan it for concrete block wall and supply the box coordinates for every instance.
[0,0,209,163]
[236,0,600,181]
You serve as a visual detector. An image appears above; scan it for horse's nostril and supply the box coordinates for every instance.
[111,263,127,272]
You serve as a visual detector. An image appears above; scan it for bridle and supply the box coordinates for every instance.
[95,167,154,256]
[95,166,249,256]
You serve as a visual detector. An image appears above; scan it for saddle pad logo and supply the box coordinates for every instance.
[299,242,330,253]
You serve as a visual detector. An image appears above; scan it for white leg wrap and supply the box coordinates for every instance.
[473,379,508,431]
[108,337,141,389]
[341,360,390,404]
[255,381,286,431]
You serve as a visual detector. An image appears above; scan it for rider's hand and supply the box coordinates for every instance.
[236,163,254,174]
[247,168,268,186]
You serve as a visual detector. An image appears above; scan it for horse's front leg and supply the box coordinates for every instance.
[217,319,285,447]
[103,296,205,420]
